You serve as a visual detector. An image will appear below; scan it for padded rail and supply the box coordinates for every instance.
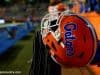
[0,22,34,55]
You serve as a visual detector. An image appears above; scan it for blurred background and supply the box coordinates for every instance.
[0,0,49,23]
[0,0,99,22]
[0,0,99,75]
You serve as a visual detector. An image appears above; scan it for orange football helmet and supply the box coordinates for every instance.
[41,11,97,67]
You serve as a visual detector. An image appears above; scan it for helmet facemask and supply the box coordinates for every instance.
[41,12,61,41]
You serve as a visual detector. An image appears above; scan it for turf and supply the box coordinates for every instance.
[0,32,34,75]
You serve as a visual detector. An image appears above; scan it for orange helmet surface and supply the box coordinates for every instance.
[41,11,97,67]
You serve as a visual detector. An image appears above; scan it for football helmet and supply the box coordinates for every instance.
[41,11,97,67]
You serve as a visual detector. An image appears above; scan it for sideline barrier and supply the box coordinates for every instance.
[0,22,34,55]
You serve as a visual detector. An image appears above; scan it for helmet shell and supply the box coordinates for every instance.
[42,13,97,67]
[59,14,97,67]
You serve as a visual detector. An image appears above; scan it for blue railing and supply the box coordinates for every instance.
[0,22,34,55]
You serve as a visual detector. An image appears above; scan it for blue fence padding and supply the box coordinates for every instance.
[16,29,28,40]
[0,22,34,55]
[0,31,9,42]
[0,39,16,54]
[24,22,34,31]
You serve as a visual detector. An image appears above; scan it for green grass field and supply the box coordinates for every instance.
[0,32,34,75]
